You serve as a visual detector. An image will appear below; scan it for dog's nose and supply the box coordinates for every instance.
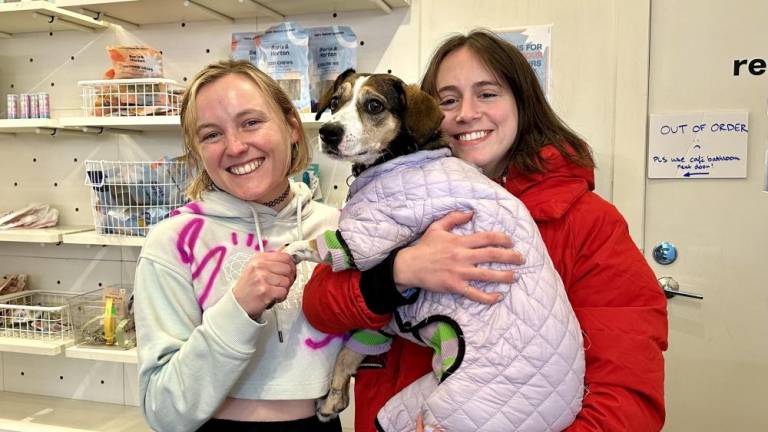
[319,123,344,148]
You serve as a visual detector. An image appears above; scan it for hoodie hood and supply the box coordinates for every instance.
[503,144,595,222]
[173,181,315,222]
[169,181,317,256]
[173,181,312,219]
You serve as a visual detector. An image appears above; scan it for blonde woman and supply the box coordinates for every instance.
[134,60,344,432]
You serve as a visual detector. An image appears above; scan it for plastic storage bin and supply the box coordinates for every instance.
[69,286,135,349]
[78,78,184,117]
[84,158,191,237]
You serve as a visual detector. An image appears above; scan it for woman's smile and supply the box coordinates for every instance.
[228,158,264,175]
[454,129,492,145]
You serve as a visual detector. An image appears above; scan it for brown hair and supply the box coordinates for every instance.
[180,60,310,200]
[421,29,594,175]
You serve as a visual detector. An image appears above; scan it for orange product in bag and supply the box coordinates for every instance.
[107,46,164,79]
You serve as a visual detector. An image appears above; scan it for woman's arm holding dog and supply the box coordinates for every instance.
[304,267,391,334]
[392,211,522,304]
[303,211,523,333]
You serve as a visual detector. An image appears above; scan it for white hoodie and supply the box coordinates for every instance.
[134,182,343,432]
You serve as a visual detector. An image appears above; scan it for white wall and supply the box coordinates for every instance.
[0,0,651,428]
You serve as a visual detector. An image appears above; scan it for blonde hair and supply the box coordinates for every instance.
[180,60,310,200]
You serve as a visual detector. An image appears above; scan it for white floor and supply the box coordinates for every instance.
[0,391,148,432]
[0,381,355,432]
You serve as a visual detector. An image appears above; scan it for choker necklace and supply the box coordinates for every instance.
[263,184,291,208]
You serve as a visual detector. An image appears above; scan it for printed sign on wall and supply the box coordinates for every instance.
[764,150,768,193]
[648,112,748,179]
[498,25,552,99]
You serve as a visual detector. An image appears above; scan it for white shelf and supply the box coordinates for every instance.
[0,391,149,432]
[0,227,145,246]
[57,115,181,132]
[64,345,137,364]
[0,336,74,356]
[1,114,328,135]
[62,230,144,247]
[0,1,107,37]
[55,0,410,27]
[301,112,330,129]
[0,119,60,134]
[0,226,92,244]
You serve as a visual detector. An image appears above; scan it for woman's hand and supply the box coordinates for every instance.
[232,251,296,319]
[393,211,523,304]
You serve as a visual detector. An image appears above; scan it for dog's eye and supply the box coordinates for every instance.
[365,99,384,114]
[329,96,340,111]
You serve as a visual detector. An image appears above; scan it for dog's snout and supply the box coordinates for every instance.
[319,123,344,148]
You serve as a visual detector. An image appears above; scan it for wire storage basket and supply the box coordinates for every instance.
[69,286,135,349]
[78,78,184,117]
[84,158,191,237]
[0,290,76,341]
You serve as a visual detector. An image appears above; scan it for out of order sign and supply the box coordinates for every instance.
[648,111,748,179]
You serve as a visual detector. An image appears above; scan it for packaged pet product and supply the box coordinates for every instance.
[130,156,192,206]
[0,274,28,296]
[0,204,58,229]
[231,22,311,113]
[308,26,357,112]
[231,32,260,59]
[106,46,164,79]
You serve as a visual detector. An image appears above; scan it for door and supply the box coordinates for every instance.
[646,1,768,430]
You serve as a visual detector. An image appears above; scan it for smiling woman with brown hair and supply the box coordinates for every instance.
[303,29,667,432]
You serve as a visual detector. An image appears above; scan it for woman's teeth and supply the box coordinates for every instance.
[229,159,263,175]
[457,130,489,141]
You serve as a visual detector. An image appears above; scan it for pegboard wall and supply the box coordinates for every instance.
[0,0,651,426]
[0,2,421,416]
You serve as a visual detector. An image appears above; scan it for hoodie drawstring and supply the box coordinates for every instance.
[250,207,284,343]
[295,198,310,288]
[248,189,308,344]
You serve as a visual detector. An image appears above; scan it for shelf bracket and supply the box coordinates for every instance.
[35,127,58,136]
[102,127,143,136]
[34,12,56,24]
[246,0,286,20]
[368,0,393,13]
[79,8,140,30]
[184,0,235,23]
[33,12,95,33]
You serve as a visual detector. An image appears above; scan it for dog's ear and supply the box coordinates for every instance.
[315,68,357,120]
[403,84,444,148]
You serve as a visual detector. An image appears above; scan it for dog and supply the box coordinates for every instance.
[285,69,585,431]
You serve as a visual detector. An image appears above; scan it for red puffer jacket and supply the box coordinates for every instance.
[303,145,668,432]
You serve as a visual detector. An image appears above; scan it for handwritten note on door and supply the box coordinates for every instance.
[648,112,748,179]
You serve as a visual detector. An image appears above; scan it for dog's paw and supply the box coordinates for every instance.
[283,240,321,264]
[316,388,349,421]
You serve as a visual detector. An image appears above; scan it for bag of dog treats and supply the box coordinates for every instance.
[308,26,357,112]
[231,32,259,58]
[231,22,311,113]
[106,46,164,79]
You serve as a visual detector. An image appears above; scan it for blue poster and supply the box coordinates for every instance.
[498,25,552,99]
